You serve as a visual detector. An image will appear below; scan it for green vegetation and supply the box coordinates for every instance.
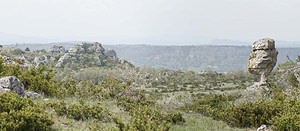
[180,91,300,130]
[0,92,53,131]
[1,46,300,131]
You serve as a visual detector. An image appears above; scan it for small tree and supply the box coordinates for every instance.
[297,55,300,62]
[25,47,30,51]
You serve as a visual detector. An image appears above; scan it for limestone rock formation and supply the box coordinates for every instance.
[248,38,278,89]
[48,45,65,59]
[68,42,105,54]
[33,45,66,67]
[0,76,24,96]
[104,49,118,61]
[1,55,32,69]
[55,42,118,68]
[33,55,51,67]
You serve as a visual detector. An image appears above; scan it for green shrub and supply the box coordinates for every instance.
[19,66,59,96]
[181,92,300,128]
[0,92,53,131]
[165,112,185,124]
[222,100,282,128]
[125,105,171,131]
[288,73,299,87]
[47,100,111,121]
[116,90,184,131]
[0,57,60,97]
[272,112,300,131]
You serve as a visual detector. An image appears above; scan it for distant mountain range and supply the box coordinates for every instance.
[104,45,300,72]
[1,32,300,47]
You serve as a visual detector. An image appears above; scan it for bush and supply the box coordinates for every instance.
[0,57,60,97]
[47,100,111,121]
[0,92,53,130]
[288,73,299,88]
[165,112,185,124]
[181,92,300,129]
[222,100,282,128]
[19,66,59,96]
[116,90,184,131]
[124,105,171,131]
[272,112,300,131]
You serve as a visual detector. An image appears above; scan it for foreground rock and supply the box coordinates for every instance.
[0,76,24,96]
[248,38,278,90]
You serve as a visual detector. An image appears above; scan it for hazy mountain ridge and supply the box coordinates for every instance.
[105,45,300,72]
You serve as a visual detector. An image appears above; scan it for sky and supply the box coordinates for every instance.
[0,0,299,44]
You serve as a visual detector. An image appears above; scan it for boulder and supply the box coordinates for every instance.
[248,38,278,89]
[0,76,24,96]
[25,91,42,99]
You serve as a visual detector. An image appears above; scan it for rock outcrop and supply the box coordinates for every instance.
[33,55,51,67]
[0,76,24,96]
[1,55,32,69]
[55,42,119,68]
[33,45,66,67]
[248,38,278,90]
[48,45,65,59]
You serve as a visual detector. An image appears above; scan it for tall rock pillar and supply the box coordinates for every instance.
[248,38,278,90]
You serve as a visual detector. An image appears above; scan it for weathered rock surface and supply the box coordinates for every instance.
[25,91,42,99]
[0,76,24,96]
[33,55,51,67]
[33,45,66,67]
[48,45,65,59]
[55,42,118,68]
[248,38,278,89]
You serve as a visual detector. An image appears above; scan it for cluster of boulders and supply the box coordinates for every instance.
[2,55,32,69]
[31,42,119,68]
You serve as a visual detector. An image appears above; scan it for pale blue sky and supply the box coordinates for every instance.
[0,0,299,44]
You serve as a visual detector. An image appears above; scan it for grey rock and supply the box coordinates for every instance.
[68,42,104,54]
[2,56,18,65]
[248,38,278,89]
[25,91,42,99]
[48,45,65,59]
[1,55,32,69]
[56,42,118,68]
[0,76,24,96]
[0,87,11,93]
[48,45,65,54]
[104,49,118,60]
[33,55,50,67]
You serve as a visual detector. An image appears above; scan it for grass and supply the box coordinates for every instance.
[171,113,255,131]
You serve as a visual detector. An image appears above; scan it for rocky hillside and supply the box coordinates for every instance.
[0,42,133,70]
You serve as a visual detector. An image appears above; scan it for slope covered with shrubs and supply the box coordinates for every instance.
[1,45,300,130]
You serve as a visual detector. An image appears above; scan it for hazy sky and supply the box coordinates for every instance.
[0,0,299,44]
